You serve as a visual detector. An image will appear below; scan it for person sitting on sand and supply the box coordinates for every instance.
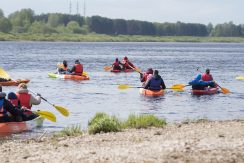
[121,56,135,70]
[144,70,166,91]
[112,58,122,70]
[0,85,24,123]
[57,60,69,74]
[69,60,83,76]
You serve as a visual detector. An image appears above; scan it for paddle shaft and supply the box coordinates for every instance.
[29,89,54,106]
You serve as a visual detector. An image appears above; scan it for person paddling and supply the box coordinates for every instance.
[112,58,122,70]
[144,70,166,91]
[201,68,213,81]
[121,56,135,70]
[140,68,153,83]
[57,60,69,74]
[0,85,24,123]
[188,74,215,90]
[70,60,83,76]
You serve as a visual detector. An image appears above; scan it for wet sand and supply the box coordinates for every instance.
[0,120,243,163]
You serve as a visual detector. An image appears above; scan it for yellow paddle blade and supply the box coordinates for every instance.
[54,105,69,117]
[171,84,186,89]
[221,87,231,94]
[35,110,56,122]
[0,68,11,79]
[118,84,130,90]
[83,71,88,76]
[104,66,112,71]
[170,87,184,91]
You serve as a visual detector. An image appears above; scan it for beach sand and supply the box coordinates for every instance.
[0,120,243,163]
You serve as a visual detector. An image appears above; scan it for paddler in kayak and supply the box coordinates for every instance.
[121,56,135,70]
[144,70,166,91]
[112,58,122,70]
[15,83,41,114]
[0,86,24,123]
[140,68,153,83]
[188,74,215,90]
[57,60,69,74]
[201,68,214,81]
[69,60,83,76]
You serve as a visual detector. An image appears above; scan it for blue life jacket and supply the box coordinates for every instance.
[149,76,162,90]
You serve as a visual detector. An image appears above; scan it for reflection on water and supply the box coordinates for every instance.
[0,42,244,138]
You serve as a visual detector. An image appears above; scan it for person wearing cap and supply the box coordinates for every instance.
[121,56,135,70]
[140,68,153,83]
[112,58,122,70]
[69,59,83,76]
[16,83,41,111]
[0,85,24,123]
[57,60,69,74]
[144,70,166,91]
[201,68,213,81]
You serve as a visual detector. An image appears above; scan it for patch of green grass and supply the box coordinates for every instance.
[88,112,122,134]
[54,124,83,137]
[123,114,166,129]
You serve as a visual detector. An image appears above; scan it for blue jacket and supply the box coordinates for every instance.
[188,74,214,86]
[144,75,166,91]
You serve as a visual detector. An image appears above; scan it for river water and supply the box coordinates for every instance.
[0,41,243,135]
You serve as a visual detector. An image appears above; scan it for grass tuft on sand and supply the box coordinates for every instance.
[54,124,83,137]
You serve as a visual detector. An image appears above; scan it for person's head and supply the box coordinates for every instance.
[153,70,159,75]
[75,60,80,64]
[63,60,68,67]
[7,92,18,100]
[18,83,28,92]
[124,56,128,61]
[115,58,119,62]
[206,68,210,74]
[147,68,153,74]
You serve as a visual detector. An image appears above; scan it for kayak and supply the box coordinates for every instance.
[191,87,219,95]
[111,69,135,73]
[139,88,165,97]
[0,116,44,136]
[236,76,244,80]
[48,72,89,80]
[0,79,30,86]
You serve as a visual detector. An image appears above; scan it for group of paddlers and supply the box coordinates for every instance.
[57,59,84,76]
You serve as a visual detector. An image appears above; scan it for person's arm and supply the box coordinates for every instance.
[160,78,166,90]
[128,61,135,68]
[30,95,41,105]
[69,66,75,73]
[4,99,23,116]
[144,79,151,89]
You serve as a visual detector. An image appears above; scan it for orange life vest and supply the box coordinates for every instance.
[58,64,68,71]
[16,93,31,110]
[202,73,213,81]
[74,64,83,76]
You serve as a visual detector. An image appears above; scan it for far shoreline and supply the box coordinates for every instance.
[1,33,244,43]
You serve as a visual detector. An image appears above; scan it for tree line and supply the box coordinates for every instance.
[0,8,244,37]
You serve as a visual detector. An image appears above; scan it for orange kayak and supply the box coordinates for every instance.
[191,87,219,95]
[0,79,30,86]
[139,88,165,97]
[0,117,44,137]
[48,72,89,80]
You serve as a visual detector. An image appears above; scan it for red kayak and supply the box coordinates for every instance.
[111,69,135,73]
[191,87,219,95]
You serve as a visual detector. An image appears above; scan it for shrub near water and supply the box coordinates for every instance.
[88,112,122,134]
[123,114,166,129]
[54,124,83,137]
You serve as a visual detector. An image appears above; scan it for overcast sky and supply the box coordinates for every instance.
[1,0,243,25]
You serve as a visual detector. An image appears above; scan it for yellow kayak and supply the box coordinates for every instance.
[236,76,244,80]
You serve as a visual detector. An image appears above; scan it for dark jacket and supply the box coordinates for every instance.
[144,74,166,91]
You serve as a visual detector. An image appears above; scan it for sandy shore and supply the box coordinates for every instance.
[0,120,244,163]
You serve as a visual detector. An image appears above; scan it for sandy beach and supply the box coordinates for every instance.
[0,120,243,163]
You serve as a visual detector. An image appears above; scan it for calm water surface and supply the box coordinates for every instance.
[0,42,243,137]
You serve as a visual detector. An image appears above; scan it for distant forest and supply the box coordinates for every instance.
[0,8,244,37]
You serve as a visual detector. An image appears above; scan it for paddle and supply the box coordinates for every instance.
[32,110,56,122]
[171,84,190,90]
[118,84,183,91]
[104,66,112,71]
[128,65,142,74]
[0,67,11,80]
[29,90,69,117]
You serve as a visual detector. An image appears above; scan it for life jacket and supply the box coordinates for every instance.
[58,64,68,71]
[74,64,83,76]
[113,61,120,67]
[148,77,162,91]
[0,99,7,117]
[9,99,19,107]
[16,93,31,110]
[202,73,213,81]
[142,73,152,82]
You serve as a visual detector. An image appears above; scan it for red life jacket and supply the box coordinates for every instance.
[16,93,31,110]
[113,61,120,67]
[9,99,19,107]
[0,100,7,117]
[202,73,213,81]
[122,59,130,69]
[74,64,83,76]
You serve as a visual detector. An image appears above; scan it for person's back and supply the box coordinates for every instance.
[202,68,213,81]
[70,60,83,76]
[121,56,135,70]
[16,83,41,110]
[189,74,215,90]
[57,60,69,74]
[112,58,122,70]
[144,70,166,91]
